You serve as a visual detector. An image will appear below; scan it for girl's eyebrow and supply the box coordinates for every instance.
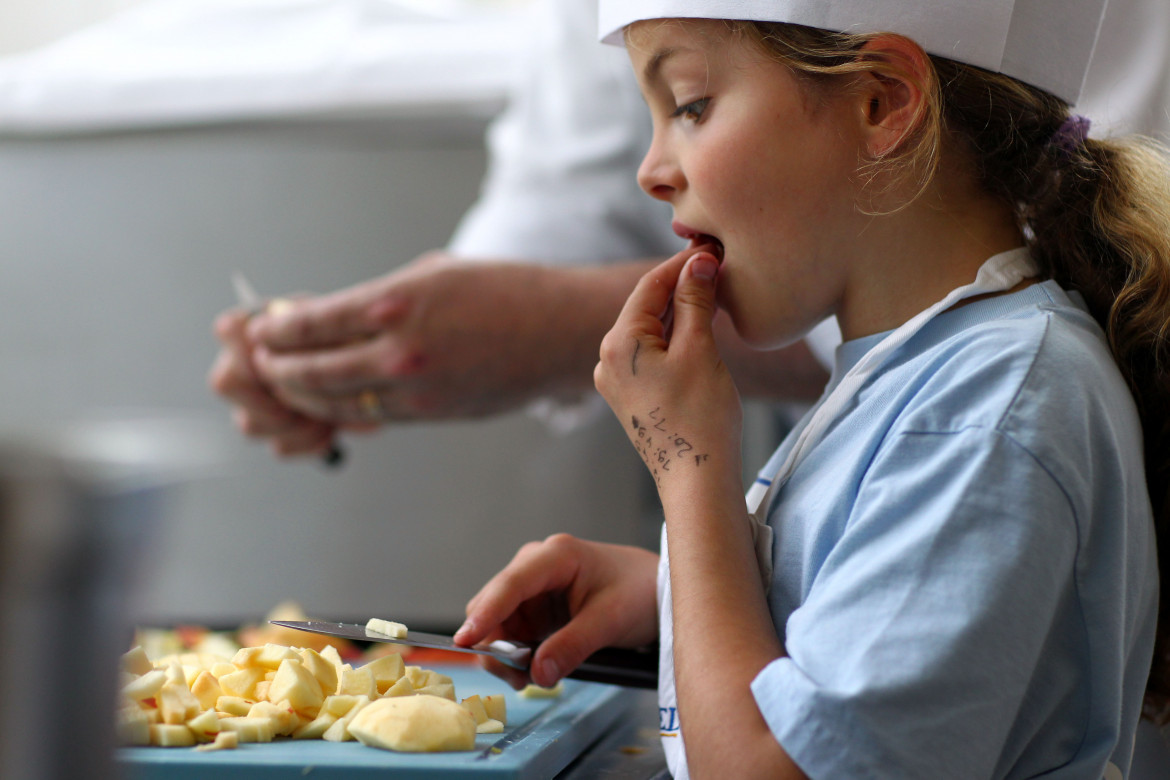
[643,46,692,83]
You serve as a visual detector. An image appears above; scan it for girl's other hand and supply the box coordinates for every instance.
[594,248,743,502]
[454,535,658,690]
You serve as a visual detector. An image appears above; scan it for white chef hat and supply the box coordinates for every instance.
[598,0,1107,105]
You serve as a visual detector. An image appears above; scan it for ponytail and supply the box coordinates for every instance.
[928,56,1170,719]
[1026,132,1170,724]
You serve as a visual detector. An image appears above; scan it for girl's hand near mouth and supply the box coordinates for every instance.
[594,246,744,510]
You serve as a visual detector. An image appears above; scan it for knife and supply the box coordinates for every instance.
[270,620,658,689]
[231,271,344,468]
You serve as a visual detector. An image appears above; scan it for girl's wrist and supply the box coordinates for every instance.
[657,457,746,518]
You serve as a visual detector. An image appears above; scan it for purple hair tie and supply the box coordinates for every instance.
[1049,114,1091,157]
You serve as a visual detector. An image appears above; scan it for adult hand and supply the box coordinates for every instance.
[208,307,345,458]
[243,252,646,424]
[594,247,744,503]
[454,534,658,690]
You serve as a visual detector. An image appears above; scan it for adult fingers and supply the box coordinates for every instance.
[247,283,405,351]
[251,334,421,397]
[214,308,252,347]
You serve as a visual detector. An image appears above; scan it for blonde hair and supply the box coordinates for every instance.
[731,20,1170,722]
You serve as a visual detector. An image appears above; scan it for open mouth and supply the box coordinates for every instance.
[681,231,725,263]
[690,233,724,262]
[672,221,725,263]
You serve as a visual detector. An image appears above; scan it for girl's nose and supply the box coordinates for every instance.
[637,139,684,201]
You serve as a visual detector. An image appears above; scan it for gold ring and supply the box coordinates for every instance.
[358,389,384,420]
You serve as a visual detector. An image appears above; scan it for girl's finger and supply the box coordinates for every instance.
[527,592,624,688]
[455,540,578,648]
[611,251,691,338]
[669,251,721,344]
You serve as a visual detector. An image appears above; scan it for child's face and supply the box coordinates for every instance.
[629,20,867,348]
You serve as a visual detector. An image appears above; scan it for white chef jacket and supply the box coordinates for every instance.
[447,0,680,264]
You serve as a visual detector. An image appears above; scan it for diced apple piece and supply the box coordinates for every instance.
[319,644,345,668]
[423,670,453,687]
[297,648,339,698]
[218,716,275,743]
[404,666,429,688]
[293,710,338,740]
[381,676,414,698]
[248,701,298,737]
[321,694,370,718]
[519,682,563,698]
[186,709,221,743]
[254,681,271,702]
[215,696,254,717]
[218,667,265,699]
[190,671,224,711]
[164,660,186,686]
[337,666,377,698]
[149,724,196,747]
[483,694,506,725]
[322,698,371,743]
[123,670,167,702]
[210,661,238,679]
[461,695,489,725]
[477,719,504,734]
[255,643,300,670]
[117,706,151,746]
[364,654,405,694]
[122,646,154,676]
[195,731,239,751]
[268,659,324,714]
[158,680,201,725]
[414,683,456,701]
[365,618,408,638]
[348,695,476,753]
[231,646,265,668]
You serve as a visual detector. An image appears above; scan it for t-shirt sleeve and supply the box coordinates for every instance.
[751,426,1080,780]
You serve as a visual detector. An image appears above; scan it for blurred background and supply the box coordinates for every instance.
[0,0,780,630]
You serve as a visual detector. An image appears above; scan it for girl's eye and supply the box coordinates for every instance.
[671,98,710,122]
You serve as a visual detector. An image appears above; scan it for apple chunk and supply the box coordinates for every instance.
[121,646,154,676]
[348,695,476,753]
[365,618,407,638]
[268,659,324,714]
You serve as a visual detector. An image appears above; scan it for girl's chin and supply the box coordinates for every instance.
[727,312,807,351]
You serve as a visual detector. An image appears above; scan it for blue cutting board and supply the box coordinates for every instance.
[118,666,636,779]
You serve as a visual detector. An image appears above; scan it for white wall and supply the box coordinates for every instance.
[0,0,146,55]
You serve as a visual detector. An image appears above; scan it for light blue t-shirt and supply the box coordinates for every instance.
[748,281,1158,779]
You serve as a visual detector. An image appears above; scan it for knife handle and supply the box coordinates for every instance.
[566,645,658,689]
[321,442,345,468]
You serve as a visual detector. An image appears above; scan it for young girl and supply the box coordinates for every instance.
[456,1,1170,777]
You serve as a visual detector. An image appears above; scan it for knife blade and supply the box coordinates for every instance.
[231,271,344,468]
[270,620,658,689]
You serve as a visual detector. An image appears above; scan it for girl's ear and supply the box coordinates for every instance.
[854,35,932,158]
